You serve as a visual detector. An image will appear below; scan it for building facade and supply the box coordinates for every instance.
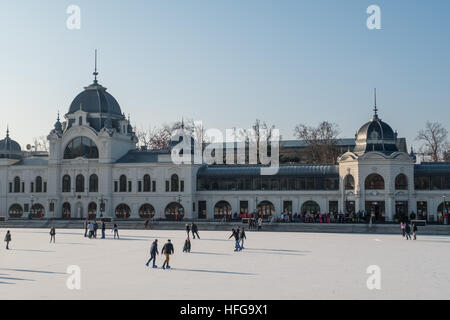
[1,74,449,223]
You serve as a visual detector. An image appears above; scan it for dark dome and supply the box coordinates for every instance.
[67,82,122,116]
[0,130,22,159]
[353,110,398,155]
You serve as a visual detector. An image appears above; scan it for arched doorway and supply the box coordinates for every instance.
[214,201,232,219]
[139,204,155,219]
[115,204,131,219]
[165,202,184,221]
[31,203,45,219]
[8,204,23,218]
[88,202,97,220]
[257,201,275,219]
[437,202,450,224]
[62,202,71,219]
[301,201,320,214]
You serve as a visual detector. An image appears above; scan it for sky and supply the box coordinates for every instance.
[0,0,449,149]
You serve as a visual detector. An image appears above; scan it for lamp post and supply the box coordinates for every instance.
[443,195,447,225]
[30,195,35,219]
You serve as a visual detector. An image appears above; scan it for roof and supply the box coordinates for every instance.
[14,157,49,166]
[197,165,339,178]
[116,150,168,163]
[280,139,356,148]
[415,163,450,175]
[68,82,122,116]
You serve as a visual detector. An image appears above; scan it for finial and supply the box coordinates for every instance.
[93,49,99,84]
[6,125,9,139]
[57,110,60,122]
[181,117,185,129]
[128,114,130,123]
[373,88,378,119]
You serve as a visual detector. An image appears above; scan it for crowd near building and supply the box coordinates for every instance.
[1,70,450,224]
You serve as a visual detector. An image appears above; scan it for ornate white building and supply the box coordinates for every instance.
[0,72,449,223]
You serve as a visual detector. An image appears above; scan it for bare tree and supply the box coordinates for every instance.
[293,121,340,164]
[416,122,448,162]
[32,136,49,152]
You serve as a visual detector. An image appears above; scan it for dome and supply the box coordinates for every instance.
[0,129,22,159]
[353,96,399,155]
[67,81,122,116]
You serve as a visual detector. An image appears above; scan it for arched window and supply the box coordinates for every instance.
[14,177,20,193]
[8,204,23,218]
[165,202,184,220]
[62,175,71,193]
[365,173,385,190]
[119,175,127,192]
[35,176,43,193]
[31,203,45,219]
[395,174,408,190]
[143,174,151,192]
[64,137,99,159]
[257,201,275,219]
[88,202,97,219]
[62,202,71,219]
[76,174,85,193]
[79,117,83,126]
[139,204,155,219]
[301,201,321,214]
[115,204,131,219]
[344,174,355,190]
[171,174,179,192]
[89,174,99,193]
[214,201,232,219]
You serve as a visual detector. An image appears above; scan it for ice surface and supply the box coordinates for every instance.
[0,228,449,300]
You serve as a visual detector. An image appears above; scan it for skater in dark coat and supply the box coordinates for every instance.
[191,223,200,239]
[50,227,56,243]
[161,239,174,269]
[405,223,412,240]
[93,221,98,238]
[113,224,119,239]
[146,239,159,268]
[228,229,240,251]
[183,238,191,252]
[4,230,11,250]
[101,221,106,239]
[412,223,418,240]
[185,224,191,238]
[239,228,246,250]
[84,219,88,237]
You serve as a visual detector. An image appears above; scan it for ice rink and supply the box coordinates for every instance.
[1,227,450,300]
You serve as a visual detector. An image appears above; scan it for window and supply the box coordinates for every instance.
[128,181,132,192]
[143,174,151,192]
[180,180,185,192]
[165,181,170,192]
[76,174,85,193]
[44,182,47,193]
[30,182,34,193]
[119,175,127,192]
[171,174,179,192]
[214,201,232,219]
[365,174,385,190]
[344,174,355,190]
[64,137,99,159]
[79,117,83,126]
[138,181,142,192]
[36,176,42,193]
[89,174,98,193]
[114,181,118,192]
[152,181,156,192]
[395,174,408,190]
[13,177,20,193]
[62,175,71,193]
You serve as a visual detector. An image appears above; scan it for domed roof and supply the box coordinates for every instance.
[67,81,122,116]
[353,93,399,155]
[0,129,22,159]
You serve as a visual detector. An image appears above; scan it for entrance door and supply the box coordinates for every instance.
[395,201,409,221]
[365,201,385,223]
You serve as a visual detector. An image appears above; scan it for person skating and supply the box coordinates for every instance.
[50,227,56,243]
[93,221,98,238]
[183,238,191,253]
[258,217,262,231]
[161,239,174,269]
[228,228,240,252]
[405,223,412,240]
[101,221,106,239]
[239,227,246,250]
[191,223,200,239]
[88,222,94,239]
[83,219,88,237]
[412,223,418,240]
[185,224,191,238]
[146,239,159,268]
[113,224,119,239]
[4,230,11,250]
[400,222,405,238]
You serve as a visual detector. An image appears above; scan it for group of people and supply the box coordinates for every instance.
[83,220,120,239]
[401,222,418,240]
[229,227,246,252]
[145,239,175,269]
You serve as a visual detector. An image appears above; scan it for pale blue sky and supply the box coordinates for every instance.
[0,0,449,149]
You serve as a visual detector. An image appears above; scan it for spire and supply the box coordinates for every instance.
[373,88,379,120]
[57,110,60,122]
[6,125,9,139]
[181,117,185,130]
[93,49,99,84]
